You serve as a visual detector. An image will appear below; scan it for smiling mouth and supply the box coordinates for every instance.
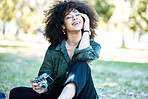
[72,22,81,26]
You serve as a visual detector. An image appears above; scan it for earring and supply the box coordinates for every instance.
[62,29,66,34]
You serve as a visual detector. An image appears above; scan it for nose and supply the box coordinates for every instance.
[73,15,78,20]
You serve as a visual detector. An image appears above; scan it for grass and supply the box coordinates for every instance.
[0,39,148,99]
[91,60,148,98]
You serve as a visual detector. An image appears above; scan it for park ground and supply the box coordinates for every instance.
[0,34,148,99]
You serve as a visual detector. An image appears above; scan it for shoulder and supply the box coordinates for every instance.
[48,44,56,50]
[46,44,57,52]
[44,44,59,61]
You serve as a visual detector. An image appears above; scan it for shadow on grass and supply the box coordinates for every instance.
[94,60,148,70]
[0,53,42,64]
[0,45,29,48]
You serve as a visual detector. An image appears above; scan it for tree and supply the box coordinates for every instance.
[94,0,115,23]
[0,0,18,35]
[0,0,47,38]
[129,0,148,41]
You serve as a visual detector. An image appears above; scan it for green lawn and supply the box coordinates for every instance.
[92,60,148,98]
[0,40,148,99]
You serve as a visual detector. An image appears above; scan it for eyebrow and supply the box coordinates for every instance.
[66,10,79,16]
[74,10,78,13]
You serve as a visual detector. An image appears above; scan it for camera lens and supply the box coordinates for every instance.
[39,80,48,89]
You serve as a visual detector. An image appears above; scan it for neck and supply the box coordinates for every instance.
[66,31,82,46]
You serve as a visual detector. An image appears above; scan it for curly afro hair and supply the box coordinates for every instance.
[44,0,98,46]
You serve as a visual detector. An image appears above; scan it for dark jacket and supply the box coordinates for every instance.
[38,39,101,94]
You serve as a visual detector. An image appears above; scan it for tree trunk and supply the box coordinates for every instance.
[3,3,7,35]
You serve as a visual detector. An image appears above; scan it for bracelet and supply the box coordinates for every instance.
[84,30,89,33]
[83,30,90,35]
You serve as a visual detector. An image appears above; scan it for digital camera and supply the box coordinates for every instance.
[34,73,54,89]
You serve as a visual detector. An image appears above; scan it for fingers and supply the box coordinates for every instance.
[30,78,38,90]
[79,13,89,21]
[35,87,46,94]
[33,86,42,94]
[30,77,48,94]
[32,82,39,90]
[30,78,35,83]
[31,80,48,94]
[30,78,38,89]
[32,82,39,87]
[34,86,48,94]
[33,86,40,91]
[79,13,90,31]
[32,83,43,93]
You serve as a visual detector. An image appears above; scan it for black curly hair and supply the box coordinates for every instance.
[43,0,98,46]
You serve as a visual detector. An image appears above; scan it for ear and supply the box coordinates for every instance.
[62,24,66,30]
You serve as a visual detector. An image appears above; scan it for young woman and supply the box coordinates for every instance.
[10,0,101,99]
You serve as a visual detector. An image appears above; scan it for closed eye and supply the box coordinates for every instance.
[66,16,72,19]
[76,14,80,16]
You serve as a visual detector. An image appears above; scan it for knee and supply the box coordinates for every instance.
[75,61,90,69]
[9,87,21,99]
[73,62,91,74]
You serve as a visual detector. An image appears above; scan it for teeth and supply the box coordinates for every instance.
[72,21,80,26]
[73,23,79,25]
[75,23,78,25]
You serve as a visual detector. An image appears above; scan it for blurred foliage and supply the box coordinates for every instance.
[129,0,148,34]
[1,0,148,35]
[21,10,41,34]
[0,0,44,34]
[0,0,18,21]
[94,0,115,23]
[0,0,115,34]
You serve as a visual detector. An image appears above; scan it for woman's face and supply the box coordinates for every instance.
[62,9,84,32]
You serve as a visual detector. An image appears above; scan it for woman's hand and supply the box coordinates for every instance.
[30,78,48,94]
[79,13,91,35]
